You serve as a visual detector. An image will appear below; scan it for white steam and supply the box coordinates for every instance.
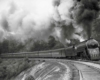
[0,0,84,43]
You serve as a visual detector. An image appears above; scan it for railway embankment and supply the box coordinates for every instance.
[0,58,40,80]
[1,58,100,80]
[74,60,100,69]
[73,61,100,80]
[15,60,73,80]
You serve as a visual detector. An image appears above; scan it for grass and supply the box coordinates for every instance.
[0,58,37,80]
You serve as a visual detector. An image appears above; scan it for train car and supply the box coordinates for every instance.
[75,38,100,60]
[1,38,100,60]
[64,46,77,59]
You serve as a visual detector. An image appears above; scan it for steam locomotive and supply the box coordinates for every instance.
[1,38,100,60]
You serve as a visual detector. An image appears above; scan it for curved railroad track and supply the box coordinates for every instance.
[15,59,100,80]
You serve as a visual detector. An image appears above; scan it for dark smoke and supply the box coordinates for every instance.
[53,0,60,7]
[75,0,100,39]
[61,22,75,43]
[1,14,10,32]
[61,23,74,38]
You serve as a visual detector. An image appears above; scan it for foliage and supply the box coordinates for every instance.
[0,39,9,53]
[48,36,57,49]
[25,75,35,80]
[53,41,64,49]
[0,58,2,63]
[0,35,65,53]
[61,23,74,39]
[0,59,35,80]
[0,39,25,54]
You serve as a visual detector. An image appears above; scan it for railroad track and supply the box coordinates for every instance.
[66,62,80,80]
[14,59,100,80]
[72,61,100,80]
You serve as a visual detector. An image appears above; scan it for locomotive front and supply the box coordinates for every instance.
[86,39,100,60]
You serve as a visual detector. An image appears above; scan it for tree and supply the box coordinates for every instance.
[1,39,9,53]
[48,36,56,49]
[53,41,64,49]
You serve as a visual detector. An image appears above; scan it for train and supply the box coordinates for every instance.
[1,38,100,60]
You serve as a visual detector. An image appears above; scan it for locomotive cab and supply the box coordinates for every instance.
[86,39,100,60]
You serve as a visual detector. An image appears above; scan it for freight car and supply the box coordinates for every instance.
[1,38,100,60]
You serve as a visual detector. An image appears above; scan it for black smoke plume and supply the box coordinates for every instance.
[75,0,100,39]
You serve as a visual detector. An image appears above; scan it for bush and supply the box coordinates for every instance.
[25,75,35,80]
[0,66,7,78]
[0,59,36,80]
[0,58,2,63]
[24,57,30,63]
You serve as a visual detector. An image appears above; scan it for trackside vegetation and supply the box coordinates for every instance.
[0,58,37,80]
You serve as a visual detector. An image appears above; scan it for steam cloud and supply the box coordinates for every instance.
[0,0,99,44]
[0,0,75,43]
[74,0,100,39]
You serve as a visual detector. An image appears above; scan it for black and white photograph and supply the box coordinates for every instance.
[0,0,100,80]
